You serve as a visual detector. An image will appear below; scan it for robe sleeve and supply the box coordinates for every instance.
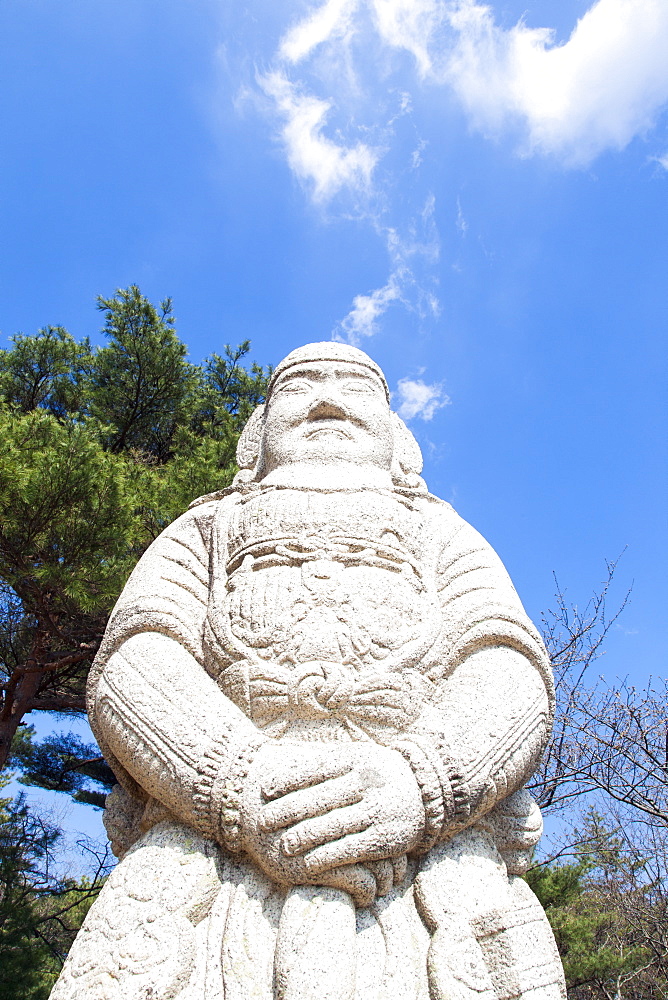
[395,500,553,849]
[87,497,266,848]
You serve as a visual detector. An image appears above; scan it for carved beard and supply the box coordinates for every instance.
[203,489,443,740]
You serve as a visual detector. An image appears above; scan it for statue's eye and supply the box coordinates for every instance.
[276,379,312,394]
[341,380,375,394]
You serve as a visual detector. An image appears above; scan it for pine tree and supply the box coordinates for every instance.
[0,777,105,999]
[527,810,666,998]
[0,287,270,774]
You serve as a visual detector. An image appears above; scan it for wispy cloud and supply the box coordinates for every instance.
[259,71,378,202]
[255,0,668,341]
[455,196,467,236]
[370,0,444,78]
[395,376,450,420]
[279,0,361,64]
[333,195,440,343]
[266,0,668,187]
[334,272,402,343]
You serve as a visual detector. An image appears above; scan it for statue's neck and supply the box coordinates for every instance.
[258,461,394,491]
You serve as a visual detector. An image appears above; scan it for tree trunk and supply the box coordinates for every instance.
[0,663,42,770]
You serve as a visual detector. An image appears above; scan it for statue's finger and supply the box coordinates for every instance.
[260,773,363,832]
[249,680,287,695]
[261,753,352,801]
[313,864,377,908]
[352,676,403,694]
[347,708,407,726]
[367,859,393,897]
[280,802,372,856]
[391,853,408,886]
[348,692,408,707]
[302,828,381,872]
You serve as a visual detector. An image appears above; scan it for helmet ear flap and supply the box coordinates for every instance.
[391,411,423,477]
[235,404,265,474]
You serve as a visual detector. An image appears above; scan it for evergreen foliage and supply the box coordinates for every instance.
[528,810,667,998]
[9,726,115,809]
[0,778,105,999]
[0,286,270,773]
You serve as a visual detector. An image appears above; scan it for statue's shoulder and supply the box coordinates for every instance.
[183,487,242,533]
[187,483,246,512]
[186,483,260,521]
[414,491,468,533]
[415,491,505,565]
[128,489,244,576]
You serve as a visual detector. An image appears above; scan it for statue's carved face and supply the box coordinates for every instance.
[259,360,393,477]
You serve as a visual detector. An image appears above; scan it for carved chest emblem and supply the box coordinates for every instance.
[206,490,442,737]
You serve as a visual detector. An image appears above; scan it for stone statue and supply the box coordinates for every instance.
[51,343,566,1000]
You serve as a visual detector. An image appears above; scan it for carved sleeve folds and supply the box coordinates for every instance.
[88,502,265,846]
[399,508,553,847]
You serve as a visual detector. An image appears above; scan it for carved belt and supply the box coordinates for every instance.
[222,659,428,734]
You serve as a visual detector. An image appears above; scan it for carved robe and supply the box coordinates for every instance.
[51,484,565,1000]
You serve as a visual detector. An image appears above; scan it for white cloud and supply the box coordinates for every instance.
[455,195,467,236]
[260,71,378,202]
[411,137,428,168]
[371,0,444,77]
[262,0,668,204]
[333,202,440,342]
[280,0,361,64]
[365,0,668,165]
[444,0,668,164]
[395,377,450,420]
[302,0,668,166]
[255,0,668,351]
[334,272,403,343]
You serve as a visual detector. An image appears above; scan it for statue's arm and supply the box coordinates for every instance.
[88,501,266,849]
[395,506,553,851]
[408,646,550,845]
[93,631,265,847]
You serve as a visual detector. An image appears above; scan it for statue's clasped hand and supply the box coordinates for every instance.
[240,742,425,906]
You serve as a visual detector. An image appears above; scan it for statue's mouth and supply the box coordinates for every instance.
[304,421,352,440]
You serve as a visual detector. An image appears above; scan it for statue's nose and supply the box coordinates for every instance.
[307,397,348,421]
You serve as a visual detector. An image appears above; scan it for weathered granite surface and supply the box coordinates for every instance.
[51,342,566,999]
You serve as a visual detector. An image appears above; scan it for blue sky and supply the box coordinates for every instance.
[1,0,666,845]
